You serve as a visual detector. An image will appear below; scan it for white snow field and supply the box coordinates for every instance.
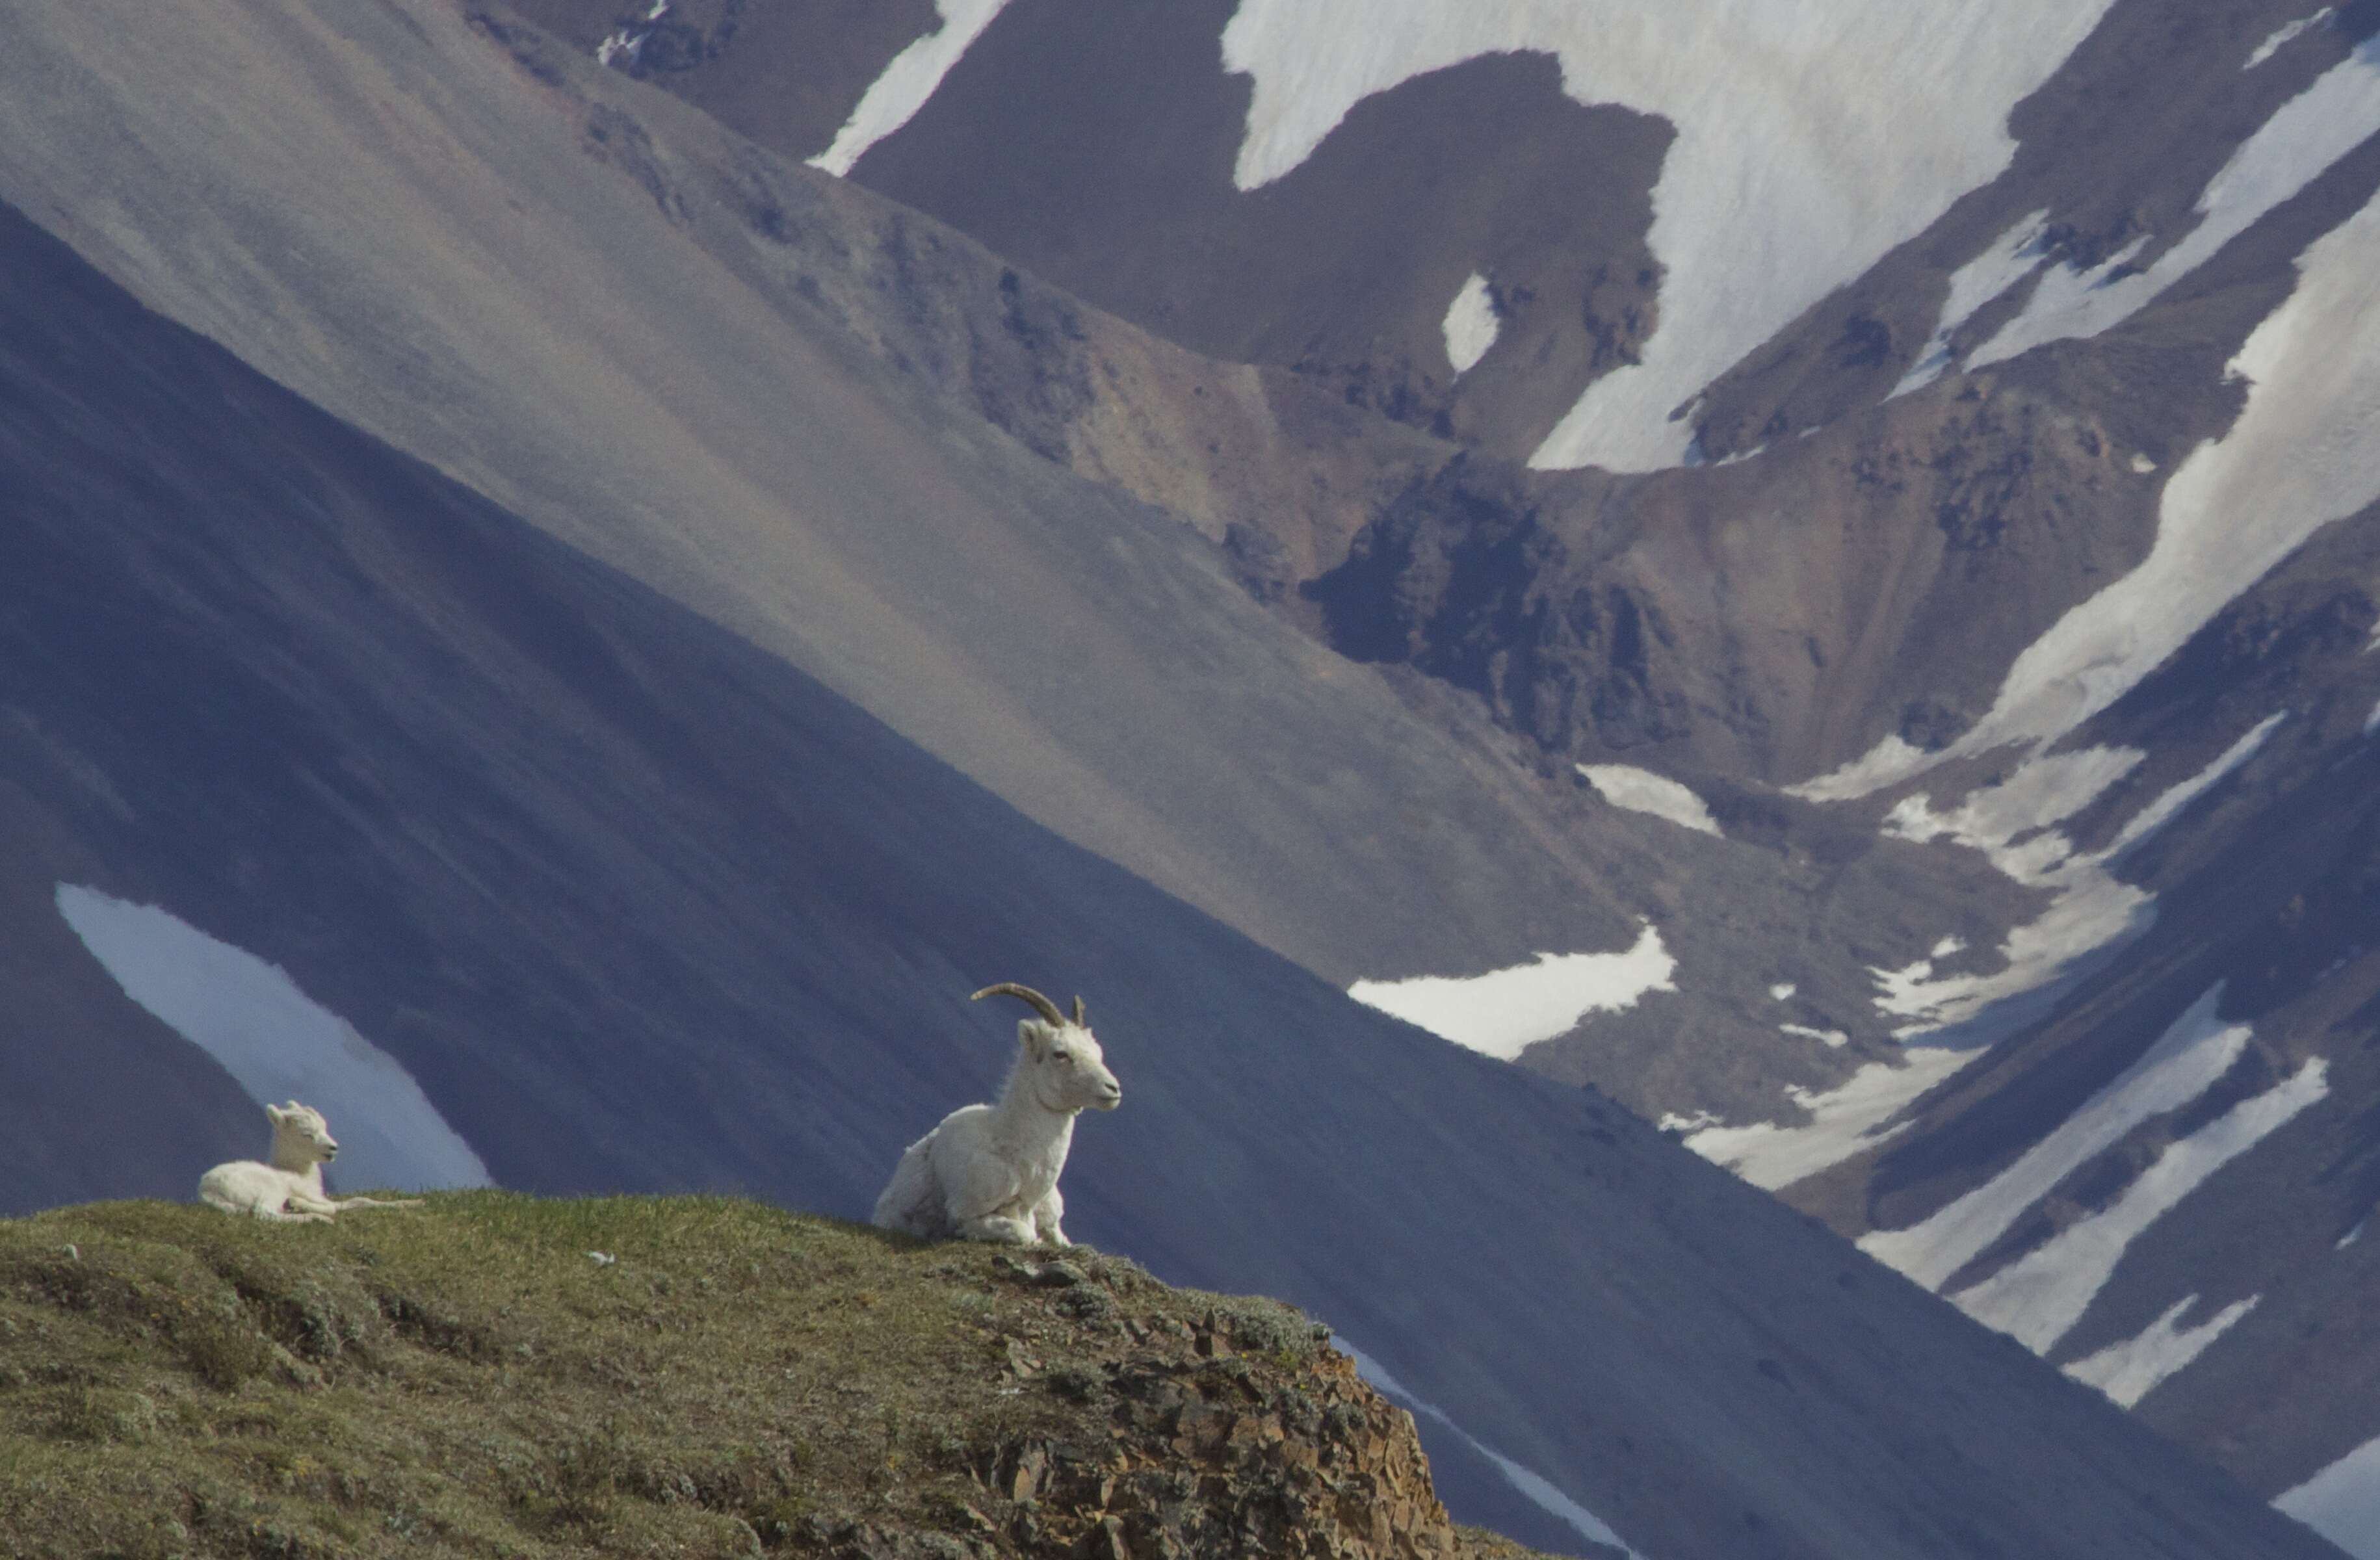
[1683,1043,1977,1190]
[1443,271,1501,375]
[1892,209,2050,396]
[1949,1058,2329,1352]
[1575,763,1722,835]
[1780,1023,1850,1048]
[2281,1434,2380,1560]
[55,885,491,1195]
[1973,36,2380,373]
[1335,1339,1645,1560]
[1348,922,1676,1061]
[1859,984,2253,1288]
[1218,0,2113,472]
[810,0,1016,177]
[2062,1293,2260,1408]
[1799,172,2380,802]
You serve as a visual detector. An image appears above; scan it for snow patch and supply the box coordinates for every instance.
[1348,923,1676,1061]
[2110,716,2283,855]
[1864,719,2279,1043]
[2364,697,2380,736]
[2063,1293,2258,1408]
[1894,744,2147,848]
[1684,1044,1978,1191]
[1950,1058,2328,1351]
[810,1,1016,177]
[1576,764,1721,836]
[1443,271,1500,375]
[1890,210,2051,396]
[1780,1023,1849,1048]
[1769,982,1797,1001]
[2247,8,2333,69]
[1335,1340,1645,1559]
[55,885,490,1194]
[1218,0,2113,473]
[2129,452,2158,473]
[1799,170,2380,802]
[1860,984,2251,1289]
[595,0,671,68]
[2279,1431,2380,1560]
[2338,1219,2365,1249]
[1975,38,2380,372]
[1785,734,1929,801]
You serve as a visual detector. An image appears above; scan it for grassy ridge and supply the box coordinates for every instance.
[0,1193,1539,1559]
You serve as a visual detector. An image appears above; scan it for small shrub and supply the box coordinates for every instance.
[53,1387,160,1444]
[1210,1299,1323,1359]
[176,1310,275,1391]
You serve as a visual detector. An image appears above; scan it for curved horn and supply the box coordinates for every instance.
[972,983,1066,1027]
[1071,995,1088,1026]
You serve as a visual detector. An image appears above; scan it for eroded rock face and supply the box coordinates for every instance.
[798,1258,1519,1560]
[975,1342,1461,1560]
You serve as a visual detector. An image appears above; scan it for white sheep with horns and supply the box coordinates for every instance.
[196,1100,423,1223]
[872,983,1121,1245]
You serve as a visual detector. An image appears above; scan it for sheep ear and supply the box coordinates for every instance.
[265,1104,287,1124]
[1018,1019,1048,1059]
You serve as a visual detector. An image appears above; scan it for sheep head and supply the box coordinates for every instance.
[973,983,1121,1114]
[265,1100,339,1166]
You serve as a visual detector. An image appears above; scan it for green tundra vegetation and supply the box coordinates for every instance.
[0,1193,1544,1559]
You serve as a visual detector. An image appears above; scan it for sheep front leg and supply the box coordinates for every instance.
[957,1212,1038,1245]
[255,1203,334,1225]
[1028,1187,1069,1247]
[947,1154,1035,1245]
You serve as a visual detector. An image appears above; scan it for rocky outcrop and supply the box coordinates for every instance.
[957,1304,1480,1560]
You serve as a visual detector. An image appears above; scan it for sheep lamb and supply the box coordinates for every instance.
[872,983,1121,1246]
[197,1100,423,1223]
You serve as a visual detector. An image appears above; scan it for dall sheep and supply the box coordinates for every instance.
[197,1100,422,1223]
[872,983,1121,1246]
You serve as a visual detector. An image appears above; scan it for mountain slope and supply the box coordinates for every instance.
[0,3,2357,1554]
[0,0,1638,991]
[483,0,2380,1525]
